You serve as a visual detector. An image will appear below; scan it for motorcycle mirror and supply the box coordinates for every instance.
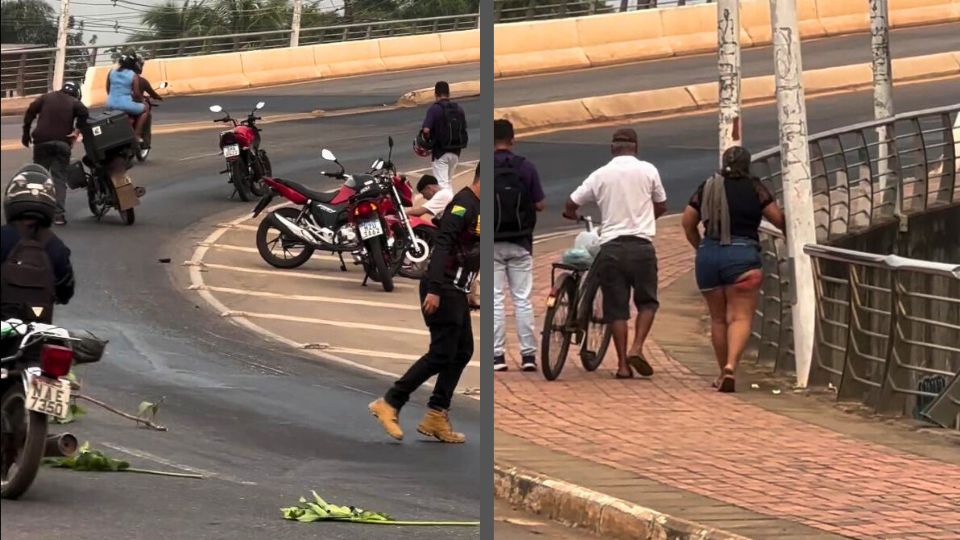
[372,160,383,170]
[209,105,222,113]
[321,149,336,161]
[158,81,170,90]
[255,101,265,110]
[388,136,394,148]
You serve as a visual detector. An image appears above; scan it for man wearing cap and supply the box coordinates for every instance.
[563,128,667,379]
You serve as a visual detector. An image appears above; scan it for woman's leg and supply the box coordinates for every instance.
[701,288,728,384]
[723,269,763,373]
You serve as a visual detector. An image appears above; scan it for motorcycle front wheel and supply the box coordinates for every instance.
[256,207,314,268]
[0,384,48,500]
[366,239,394,292]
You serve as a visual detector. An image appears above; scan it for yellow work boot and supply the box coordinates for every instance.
[417,409,465,444]
[368,399,403,440]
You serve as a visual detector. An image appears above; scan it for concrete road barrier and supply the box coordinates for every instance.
[241,46,319,86]
[378,33,447,71]
[576,10,672,66]
[440,29,481,64]
[496,52,960,136]
[163,52,249,94]
[494,18,590,77]
[313,39,386,77]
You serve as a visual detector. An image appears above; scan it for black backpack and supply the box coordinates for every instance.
[0,225,56,323]
[438,101,468,151]
[494,156,536,241]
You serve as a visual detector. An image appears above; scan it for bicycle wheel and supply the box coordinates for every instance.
[579,272,612,372]
[541,274,577,381]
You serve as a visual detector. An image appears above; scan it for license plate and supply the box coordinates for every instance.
[358,219,383,240]
[223,144,240,158]
[25,374,71,420]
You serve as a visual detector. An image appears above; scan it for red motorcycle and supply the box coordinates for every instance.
[252,138,433,292]
[209,101,271,202]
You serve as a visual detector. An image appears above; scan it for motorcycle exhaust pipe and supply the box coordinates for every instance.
[271,213,318,245]
[44,433,79,458]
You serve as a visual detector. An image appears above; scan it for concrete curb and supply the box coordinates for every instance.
[397,80,481,107]
[496,51,960,136]
[494,464,751,540]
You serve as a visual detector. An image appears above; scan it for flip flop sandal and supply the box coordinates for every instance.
[718,368,736,393]
[627,355,654,377]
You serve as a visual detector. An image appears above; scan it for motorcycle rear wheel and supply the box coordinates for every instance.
[256,207,314,268]
[120,208,135,226]
[232,159,253,202]
[0,385,48,500]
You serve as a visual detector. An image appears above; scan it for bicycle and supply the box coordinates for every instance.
[540,217,613,381]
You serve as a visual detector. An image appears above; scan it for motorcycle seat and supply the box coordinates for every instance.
[273,178,339,203]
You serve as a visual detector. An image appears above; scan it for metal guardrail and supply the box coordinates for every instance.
[493,0,713,23]
[1,13,478,99]
[750,105,960,427]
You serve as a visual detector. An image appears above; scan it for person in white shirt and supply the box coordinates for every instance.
[407,174,453,221]
[564,128,668,379]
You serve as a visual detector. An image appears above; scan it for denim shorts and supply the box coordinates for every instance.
[694,236,762,291]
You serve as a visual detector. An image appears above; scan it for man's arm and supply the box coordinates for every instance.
[141,77,162,100]
[651,167,668,219]
[425,201,466,295]
[406,206,431,217]
[563,198,580,220]
[528,162,546,212]
[105,74,111,95]
[73,99,89,128]
[50,242,75,305]
[22,95,43,145]
[565,173,595,220]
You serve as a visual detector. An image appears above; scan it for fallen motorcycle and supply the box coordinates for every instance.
[1,319,105,499]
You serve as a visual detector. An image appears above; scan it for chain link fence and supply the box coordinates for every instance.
[2,13,478,99]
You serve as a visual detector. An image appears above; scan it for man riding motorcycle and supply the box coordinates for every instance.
[105,52,152,143]
[0,166,75,325]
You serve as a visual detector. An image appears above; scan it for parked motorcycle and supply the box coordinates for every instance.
[252,138,432,292]
[1,319,105,499]
[209,102,271,202]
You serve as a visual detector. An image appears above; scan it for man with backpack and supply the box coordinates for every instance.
[21,81,89,226]
[419,81,468,192]
[1,165,75,325]
[493,119,545,372]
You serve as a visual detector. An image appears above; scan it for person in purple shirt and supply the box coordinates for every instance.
[493,119,545,372]
[420,81,468,192]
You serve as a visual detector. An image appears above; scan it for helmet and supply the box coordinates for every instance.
[118,51,140,72]
[3,165,58,225]
[413,131,432,158]
[61,81,81,100]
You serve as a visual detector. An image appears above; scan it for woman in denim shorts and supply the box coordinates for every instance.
[681,146,785,392]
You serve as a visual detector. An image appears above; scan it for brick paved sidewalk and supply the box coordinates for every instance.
[494,220,960,539]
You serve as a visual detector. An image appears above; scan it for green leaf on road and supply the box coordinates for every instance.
[281,492,478,526]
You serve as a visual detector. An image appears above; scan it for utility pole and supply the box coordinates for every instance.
[52,0,71,91]
[717,0,742,164]
[870,0,896,209]
[290,0,303,47]
[770,0,817,388]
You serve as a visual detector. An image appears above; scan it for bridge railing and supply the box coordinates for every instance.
[493,0,713,22]
[1,13,479,99]
[750,105,960,427]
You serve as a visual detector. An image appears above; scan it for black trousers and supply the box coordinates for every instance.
[385,280,473,412]
[33,141,71,216]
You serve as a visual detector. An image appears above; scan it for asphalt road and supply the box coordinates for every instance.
[519,78,960,233]
[0,90,481,539]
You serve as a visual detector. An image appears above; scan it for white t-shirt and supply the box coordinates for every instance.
[569,155,667,244]
[421,187,453,217]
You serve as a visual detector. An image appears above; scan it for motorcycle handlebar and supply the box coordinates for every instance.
[321,171,344,179]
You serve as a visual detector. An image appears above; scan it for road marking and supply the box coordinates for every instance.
[230,311,431,336]
[198,242,342,262]
[200,285,422,311]
[325,346,481,368]
[179,151,221,161]
[192,262,412,287]
[100,442,257,486]
[216,223,259,231]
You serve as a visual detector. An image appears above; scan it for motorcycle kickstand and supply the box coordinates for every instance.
[337,253,348,272]
[361,273,369,287]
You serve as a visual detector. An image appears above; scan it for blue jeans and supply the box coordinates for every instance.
[493,242,536,357]
[695,236,762,291]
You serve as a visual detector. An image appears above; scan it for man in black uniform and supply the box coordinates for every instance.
[369,166,480,444]
[22,81,89,226]
[1,165,75,324]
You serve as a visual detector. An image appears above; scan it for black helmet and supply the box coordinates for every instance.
[61,81,81,100]
[118,51,140,71]
[3,165,58,225]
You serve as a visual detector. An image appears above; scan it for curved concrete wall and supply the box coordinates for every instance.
[80,29,479,107]
[492,0,960,77]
